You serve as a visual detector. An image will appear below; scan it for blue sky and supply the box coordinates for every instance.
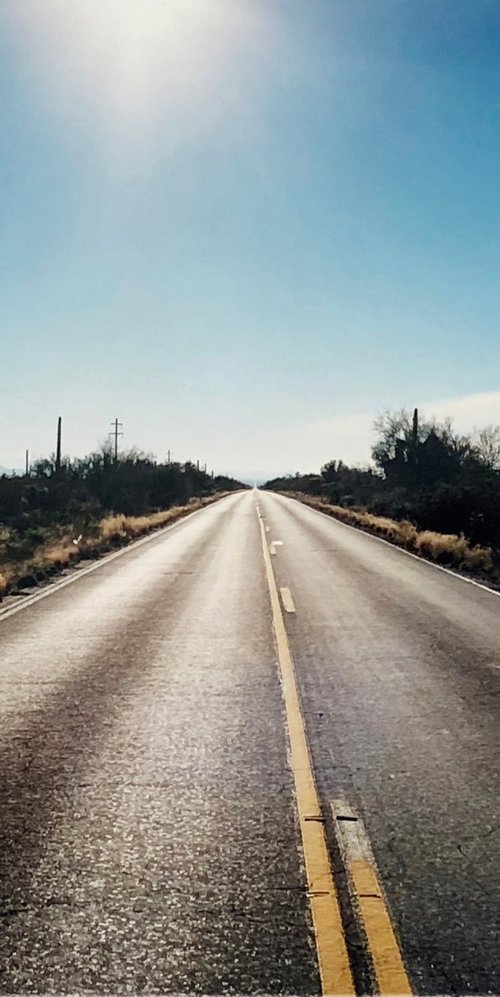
[1,0,500,479]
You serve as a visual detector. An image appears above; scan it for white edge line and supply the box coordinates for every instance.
[284,494,500,601]
[0,497,234,624]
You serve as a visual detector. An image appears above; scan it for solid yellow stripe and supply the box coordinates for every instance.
[349,859,412,995]
[258,512,354,995]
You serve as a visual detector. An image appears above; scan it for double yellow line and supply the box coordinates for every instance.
[257,508,412,996]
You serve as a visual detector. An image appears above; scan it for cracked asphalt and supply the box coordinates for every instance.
[0,490,498,993]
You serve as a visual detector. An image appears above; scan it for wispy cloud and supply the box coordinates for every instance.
[424,390,500,431]
[261,391,500,477]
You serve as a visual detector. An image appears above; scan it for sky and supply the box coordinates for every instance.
[1,0,500,481]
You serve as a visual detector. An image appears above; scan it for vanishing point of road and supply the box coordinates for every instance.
[0,490,498,994]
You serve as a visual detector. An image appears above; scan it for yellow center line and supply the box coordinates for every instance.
[257,509,354,996]
[332,799,412,995]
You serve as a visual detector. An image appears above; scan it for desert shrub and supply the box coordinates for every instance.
[0,492,233,599]
[287,492,493,575]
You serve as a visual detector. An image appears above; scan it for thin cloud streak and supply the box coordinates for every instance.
[256,391,500,479]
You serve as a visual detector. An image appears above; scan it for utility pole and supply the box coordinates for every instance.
[55,416,62,473]
[109,418,123,462]
[167,450,171,464]
[25,450,29,476]
[196,459,199,471]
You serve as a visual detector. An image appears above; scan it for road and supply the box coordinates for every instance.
[0,490,498,994]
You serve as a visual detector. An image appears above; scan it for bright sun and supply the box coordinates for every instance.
[8,0,272,145]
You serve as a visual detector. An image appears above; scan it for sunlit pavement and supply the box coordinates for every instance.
[0,491,498,994]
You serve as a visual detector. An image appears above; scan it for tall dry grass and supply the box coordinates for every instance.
[286,492,493,574]
[0,493,230,599]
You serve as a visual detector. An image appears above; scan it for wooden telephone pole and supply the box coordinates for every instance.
[109,419,123,462]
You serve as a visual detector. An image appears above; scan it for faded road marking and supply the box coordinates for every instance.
[332,799,412,995]
[258,509,354,996]
[280,587,296,613]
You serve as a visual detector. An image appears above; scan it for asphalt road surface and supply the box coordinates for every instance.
[0,490,498,994]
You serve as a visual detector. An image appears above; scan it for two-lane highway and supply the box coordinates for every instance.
[0,490,498,993]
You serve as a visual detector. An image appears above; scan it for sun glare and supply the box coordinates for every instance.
[7,0,273,148]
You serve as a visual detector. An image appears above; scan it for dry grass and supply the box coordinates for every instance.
[0,492,231,600]
[98,506,190,542]
[414,530,492,570]
[286,492,493,574]
[32,540,77,571]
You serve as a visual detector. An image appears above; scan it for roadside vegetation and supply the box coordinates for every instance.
[263,409,500,580]
[0,448,245,599]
